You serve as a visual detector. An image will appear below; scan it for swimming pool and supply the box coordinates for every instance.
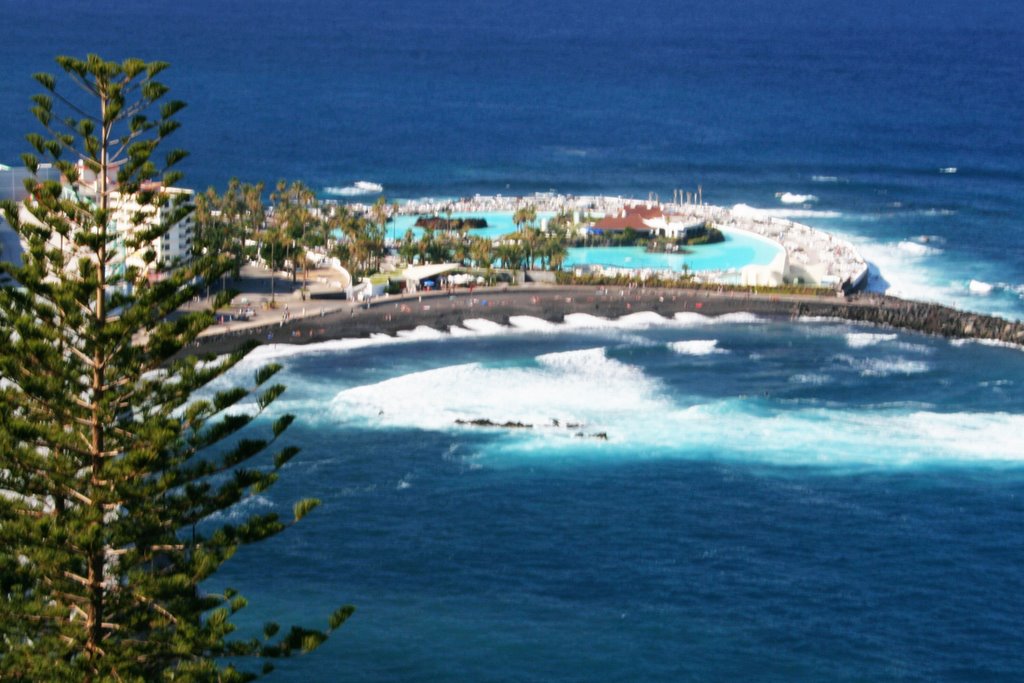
[385,212,784,273]
[564,228,783,273]
[390,211,557,241]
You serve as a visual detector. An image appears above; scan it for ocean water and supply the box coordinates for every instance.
[2,0,1022,317]
[205,318,1024,681]
[2,1,1024,680]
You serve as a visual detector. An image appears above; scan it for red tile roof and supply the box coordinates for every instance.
[592,204,663,232]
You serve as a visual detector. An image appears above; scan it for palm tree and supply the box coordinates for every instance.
[546,237,568,271]
[399,228,418,265]
[470,237,494,283]
[496,241,524,271]
[513,204,537,234]
[389,200,400,244]
[369,196,390,273]
[522,227,542,270]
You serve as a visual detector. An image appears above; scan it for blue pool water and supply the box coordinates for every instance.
[565,228,783,273]
[390,211,557,241]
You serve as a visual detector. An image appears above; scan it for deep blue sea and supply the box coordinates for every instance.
[3,1,1024,680]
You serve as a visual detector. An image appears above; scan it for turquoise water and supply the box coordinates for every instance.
[565,228,783,273]
[387,214,785,273]
[390,211,557,241]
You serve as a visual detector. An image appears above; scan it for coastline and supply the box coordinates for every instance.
[184,285,1024,359]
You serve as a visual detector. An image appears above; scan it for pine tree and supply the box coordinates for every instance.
[0,54,352,681]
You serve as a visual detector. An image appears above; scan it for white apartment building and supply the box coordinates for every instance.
[110,185,195,273]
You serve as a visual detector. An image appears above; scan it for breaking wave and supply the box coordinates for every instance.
[323,346,1024,466]
[731,203,842,219]
[324,180,384,196]
[845,332,899,348]
[330,347,667,433]
[776,192,819,204]
[968,280,994,295]
[833,354,930,377]
[896,240,943,256]
[668,339,727,356]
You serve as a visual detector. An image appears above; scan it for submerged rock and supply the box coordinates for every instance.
[455,418,532,429]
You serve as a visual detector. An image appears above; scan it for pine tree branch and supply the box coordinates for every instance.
[68,344,100,369]
[132,591,179,625]
[64,486,95,507]
[63,570,90,587]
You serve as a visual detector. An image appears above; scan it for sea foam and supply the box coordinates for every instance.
[897,240,943,256]
[968,279,994,295]
[731,203,842,219]
[776,192,819,204]
[668,339,727,356]
[328,351,1024,466]
[330,347,667,436]
[324,180,384,196]
[845,332,898,348]
[833,353,930,377]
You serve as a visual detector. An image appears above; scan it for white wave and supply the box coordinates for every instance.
[665,311,767,327]
[328,353,1024,465]
[788,373,831,385]
[834,354,930,377]
[795,315,849,325]
[811,175,840,183]
[509,315,557,330]
[731,203,842,219]
[915,209,956,217]
[689,405,1024,466]
[616,311,673,327]
[563,313,617,329]
[950,338,1023,352]
[897,240,943,256]
[968,279,994,295]
[672,312,716,326]
[396,325,446,339]
[643,403,1024,465]
[462,318,508,333]
[330,347,665,434]
[668,339,727,356]
[324,181,384,196]
[858,358,930,377]
[718,312,768,324]
[939,167,958,174]
[776,192,818,204]
[910,234,946,245]
[894,342,935,355]
[855,237,960,304]
[204,494,274,523]
[205,308,777,385]
[846,332,898,348]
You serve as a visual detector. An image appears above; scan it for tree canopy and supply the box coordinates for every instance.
[0,54,351,682]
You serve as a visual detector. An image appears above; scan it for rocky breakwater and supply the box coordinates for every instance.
[795,294,1024,346]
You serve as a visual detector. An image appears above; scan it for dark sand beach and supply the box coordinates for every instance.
[186,285,1024,359]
